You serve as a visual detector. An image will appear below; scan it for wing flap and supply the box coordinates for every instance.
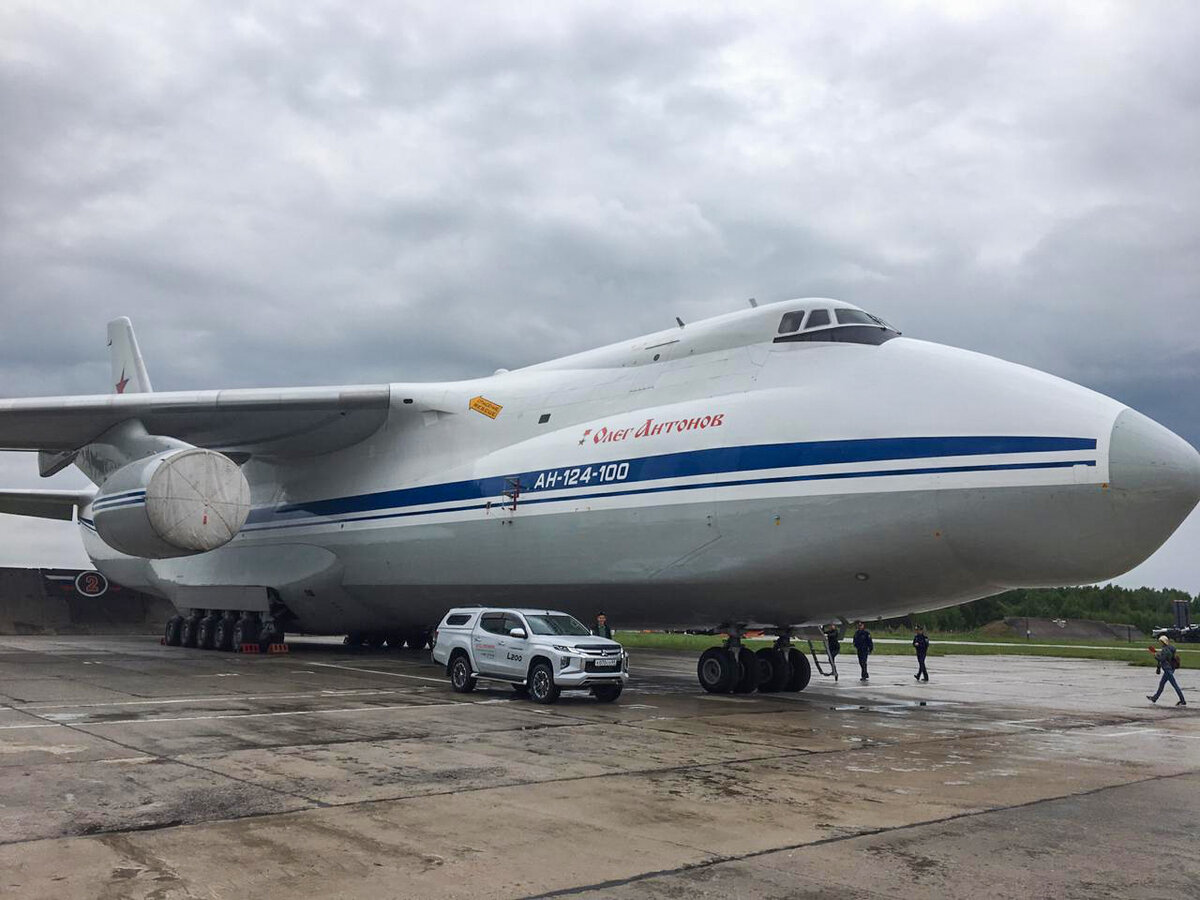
[0,489,95,521]
[0,385,392,457]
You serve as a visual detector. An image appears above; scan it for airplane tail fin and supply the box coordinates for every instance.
[106,317,153,394]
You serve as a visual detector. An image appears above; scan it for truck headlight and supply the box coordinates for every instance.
[552,644,571,653]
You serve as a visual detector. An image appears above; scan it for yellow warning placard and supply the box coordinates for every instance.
[469,396,503,419]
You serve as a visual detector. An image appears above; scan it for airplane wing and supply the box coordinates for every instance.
[0,489,96,520]
[0,385,392,459]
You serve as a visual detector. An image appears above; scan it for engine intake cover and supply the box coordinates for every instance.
[92,448,251,558]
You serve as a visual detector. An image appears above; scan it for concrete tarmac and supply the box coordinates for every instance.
[0,635,1196,899]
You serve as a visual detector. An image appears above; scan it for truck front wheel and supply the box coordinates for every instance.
[449,654,476,693]
[528,661,560,704]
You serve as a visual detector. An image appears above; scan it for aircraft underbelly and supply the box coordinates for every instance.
[258,486,983,631]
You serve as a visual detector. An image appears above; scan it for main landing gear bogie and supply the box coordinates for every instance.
[697,631,812,695]
[163,610,282,652]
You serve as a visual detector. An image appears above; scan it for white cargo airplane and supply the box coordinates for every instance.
[2,299,1199,694]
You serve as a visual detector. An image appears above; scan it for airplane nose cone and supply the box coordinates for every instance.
[1104,409,1200,571]
[1109,409,1200,506]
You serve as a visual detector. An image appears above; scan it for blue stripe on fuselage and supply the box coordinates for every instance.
[245,435,1096,528]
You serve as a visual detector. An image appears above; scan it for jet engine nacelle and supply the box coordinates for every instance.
[91,447,251,559]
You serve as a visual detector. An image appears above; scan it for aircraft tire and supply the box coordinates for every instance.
[214,614,237,652]
[697,647,735,693]
[232,615,259,648]
[786,648,811,692]
[180,615,201,648]
[197,615,219,650]
[365,633,386,650]
[258,620,282,651]
[593,683,622,703]
[732,647,758,693]
[344,632,365,647]
[164,616,183,647]
[528,661,560,704]
[755,648,790,693]
[449,653,476,693]
[385,633,406,650]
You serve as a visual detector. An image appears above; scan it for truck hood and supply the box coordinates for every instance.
[555,637,622,651]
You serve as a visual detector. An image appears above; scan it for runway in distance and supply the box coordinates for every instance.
[2,298,1199,693]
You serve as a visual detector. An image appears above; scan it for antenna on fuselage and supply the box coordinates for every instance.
[747,297,757,308]
[675,316,685,328]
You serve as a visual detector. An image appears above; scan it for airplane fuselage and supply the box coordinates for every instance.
[77,300,1200,632]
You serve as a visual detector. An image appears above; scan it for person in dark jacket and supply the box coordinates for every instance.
[1147,635,1186,706]
[912,625,929,682]
[823,624,841,660]
[852,621,873,681]
[592,612,613,639]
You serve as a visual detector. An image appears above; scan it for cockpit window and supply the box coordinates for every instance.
[773,306,901,347]
[835,309,877,326]
[804,309,831,329]
[777,311,805,334]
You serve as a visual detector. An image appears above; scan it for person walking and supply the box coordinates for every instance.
[912,624,929,682]
[592,612,613,639]
[852,621,873,681]
[823,624,841,661]
[1147,635,1186,706]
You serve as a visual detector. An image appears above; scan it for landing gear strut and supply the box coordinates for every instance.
[696,628,811,695]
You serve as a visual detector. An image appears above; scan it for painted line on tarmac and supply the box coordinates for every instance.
[306,661,449,684]
[31,698,494,727]
[0,722,64,730]
[18,689,401,711]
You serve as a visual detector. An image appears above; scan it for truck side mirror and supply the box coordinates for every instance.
[509,627,526,639]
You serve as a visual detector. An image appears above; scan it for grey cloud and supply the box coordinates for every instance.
[1,1,1199,586]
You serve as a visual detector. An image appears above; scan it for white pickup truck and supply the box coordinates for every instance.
[431,607,628,703]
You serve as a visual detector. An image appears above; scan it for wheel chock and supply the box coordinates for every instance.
[267,643,289,654]
[238,643,261,654]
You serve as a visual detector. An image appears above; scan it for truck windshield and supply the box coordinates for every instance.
[524,614,591,636]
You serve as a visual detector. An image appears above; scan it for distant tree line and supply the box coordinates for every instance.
[881,586,1197,635]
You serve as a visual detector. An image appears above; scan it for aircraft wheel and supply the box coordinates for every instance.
[180,615,202,648]
[366,633,386,650]
[449,653,476,693]
[344,632,365,647]
[697,647,735,693]
[755,648,790,693]
[164,616,183,647]
[786,648,812,692]
[197,614,219,650]
[732,647,758,693]
[258,619,282,651]
[385,633,406,650]
[593,683,623,703]
[528,661,560,704]
[214,614,237,651]
[232,615,259,648]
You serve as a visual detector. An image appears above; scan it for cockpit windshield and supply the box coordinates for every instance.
[805,309,830,329]
[774,306,900,346]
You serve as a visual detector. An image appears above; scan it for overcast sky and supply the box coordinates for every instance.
[1,1,1198,592]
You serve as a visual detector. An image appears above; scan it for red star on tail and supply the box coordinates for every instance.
[116,368,130,393]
